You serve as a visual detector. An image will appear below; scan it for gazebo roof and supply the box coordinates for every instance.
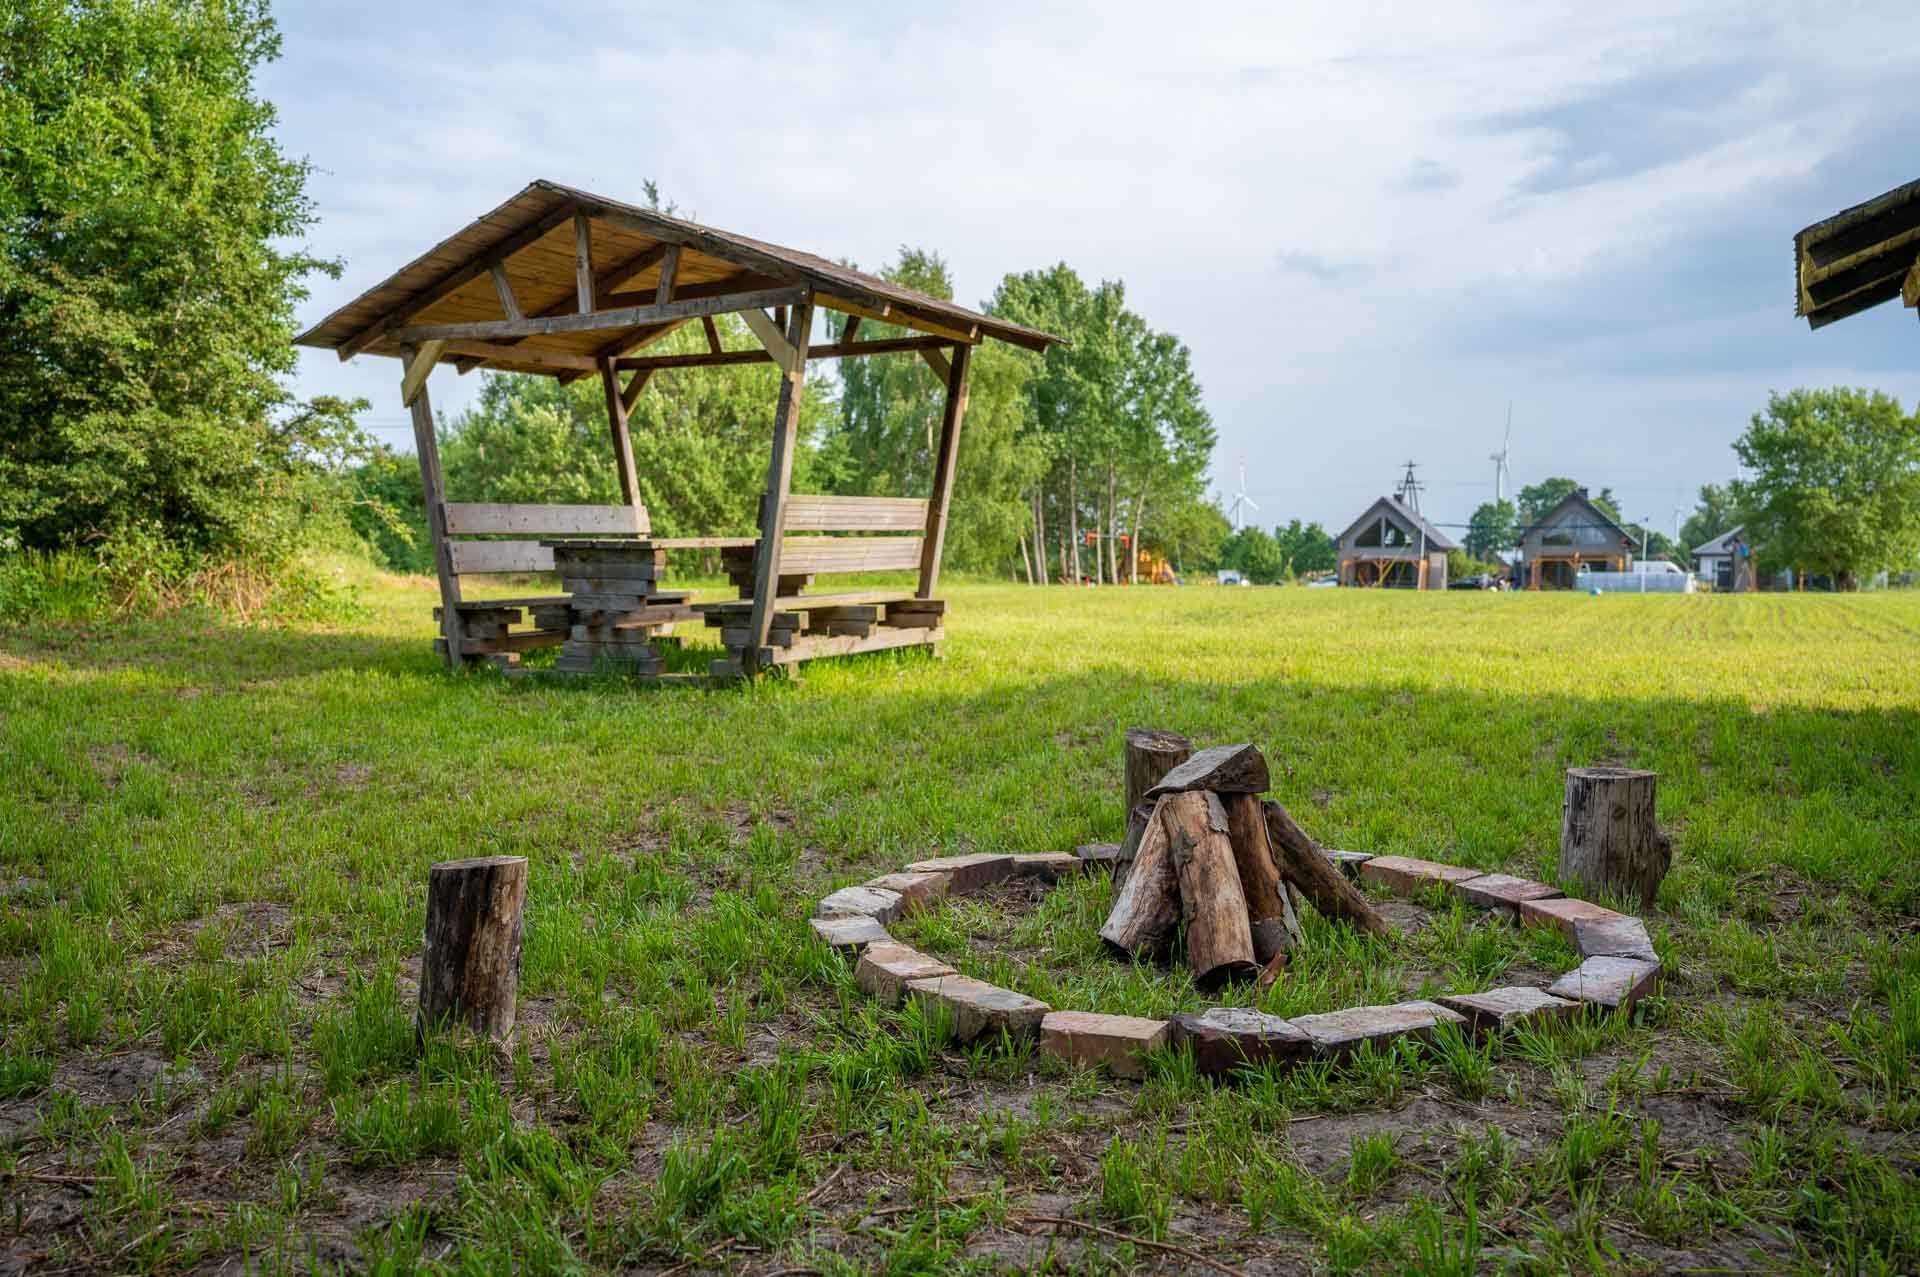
[1793,176,1920,330]
[295,180,1058,377]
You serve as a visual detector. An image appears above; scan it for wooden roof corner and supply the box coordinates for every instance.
[1792,177,1920,330]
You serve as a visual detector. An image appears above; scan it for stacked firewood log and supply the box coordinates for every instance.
[1101,732,1389,990]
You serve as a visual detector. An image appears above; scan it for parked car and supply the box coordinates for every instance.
[1449,573,1500,590]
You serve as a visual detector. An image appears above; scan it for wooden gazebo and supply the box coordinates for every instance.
[296,180,1058,678]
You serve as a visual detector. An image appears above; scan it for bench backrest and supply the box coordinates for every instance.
[768,494,929,576]
[441,502,649,575]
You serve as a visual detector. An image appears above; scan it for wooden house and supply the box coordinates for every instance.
[294,180,1059,679]
[1334,496,1454,589]
[1515,489,1634,590]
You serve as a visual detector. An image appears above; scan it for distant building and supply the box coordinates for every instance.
[1334,496,1454,589]
[1691,526,1754,591]
[1515,489,1635,590]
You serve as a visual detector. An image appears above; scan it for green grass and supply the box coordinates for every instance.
[1,570,1917,1272]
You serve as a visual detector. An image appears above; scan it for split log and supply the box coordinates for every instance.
[1162,791,1258,989]
[1560,767,1671,909]
[1124,728,1192,821]
[1145,742,1270,800]
[418,855,529,1042]
[1261,801,1392,939]
[1224,794,1302,962]
[1112,798,1157,893]
[1099,799,1180,958]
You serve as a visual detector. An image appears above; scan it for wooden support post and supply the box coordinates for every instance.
[745,300,814,674]
[1124,728,1192,825]
[619,366,653,415]
[655,244,680,304]
[599,357,640,506]
[400,345,464,667]
[702,315,723,354]
[574,212,595,312]
[1560,767,1671,908]
[489,264,523,322]
[917,342,971,599]
[417,855,528,1043]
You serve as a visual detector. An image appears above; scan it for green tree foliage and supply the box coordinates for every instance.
[0,0,352,559]
[1678,482,1740,553]
[1730,387,1920,588]
[989,266,1215,582]
[1273,519,1336,575]
[1464,500,1518,558]
[815,250,1046,572]
[1218,526,1284,583]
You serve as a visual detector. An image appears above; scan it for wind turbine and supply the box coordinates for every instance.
[1490,405,1514,504]
[1228,461,1259,531]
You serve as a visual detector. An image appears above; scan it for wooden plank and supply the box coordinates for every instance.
[574,211,595,312]
[918,346,952,380]
[400,340,445,407]
[763,625,942,666]
[698,590,923,613]
[442,503,643,536]
[599,356,641,505]
[614,334,952,371]
[781,494,929,532]
[771,536,923,574]
[739,306,797,373]
[402,346,464,665]
[447,540,556,575]
[919,343,972,598]
[391,287,806,344]
[338,202,576,359]
[655,244,680,304]
[814,293,978,344]
[437,340,598,372]
[841,315,862,344]
[745,301,814,672]
[620,367,653,414]
[489,264,523,321]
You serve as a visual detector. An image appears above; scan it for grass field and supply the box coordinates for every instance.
[2,571,1917,1274]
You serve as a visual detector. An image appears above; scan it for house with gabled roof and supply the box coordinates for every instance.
[1515,488,1635,589]
[1334,496,1455,589]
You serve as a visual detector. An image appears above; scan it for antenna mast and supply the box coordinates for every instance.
[1394,460,1424,514]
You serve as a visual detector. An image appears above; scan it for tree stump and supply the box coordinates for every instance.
[1559,767,1671,908]
[1099,799,1180,958]
[1123,728,1192,822]
[1162,791,1258,989]
[418,855,529,1043]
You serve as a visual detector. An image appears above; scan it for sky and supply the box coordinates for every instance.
[270,0,1920,544]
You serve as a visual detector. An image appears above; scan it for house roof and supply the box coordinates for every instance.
[1793,177,1920,330]
[1335,495,1457,552]
[1516,490,1634,546]
[1691,525,1744,556]
[294,179,1060,377]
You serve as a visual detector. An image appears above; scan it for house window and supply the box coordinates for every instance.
[1356,519,1383,548]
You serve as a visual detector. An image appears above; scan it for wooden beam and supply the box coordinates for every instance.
[655,244,680,305]
[918,342,972,599]
[400,344,463,666]
[841,315,862,344]
[599,356,640,506]
[615,334,952,371]
[574,211,595,312]
[620,367,653,413]
[390,286,807,344]
[702,315,723,354]
[813,292,978,344]
[745,301,814,674]
[436,340,598,373]
[1905,258,1920,309]
[400,340,445,406]
[489,265,523,322]
[740,307,798,374]
[918,346,952,381]
[338,202,575,360]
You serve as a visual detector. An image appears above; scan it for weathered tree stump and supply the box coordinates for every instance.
[1261,801,1392,939]
[1560,767,1671,909]
[418,855,529,1043]
[1124,728,1192,823]
[1099,799,1180,958]
[1163,791,1258,989]
[1223,793,1301,962]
